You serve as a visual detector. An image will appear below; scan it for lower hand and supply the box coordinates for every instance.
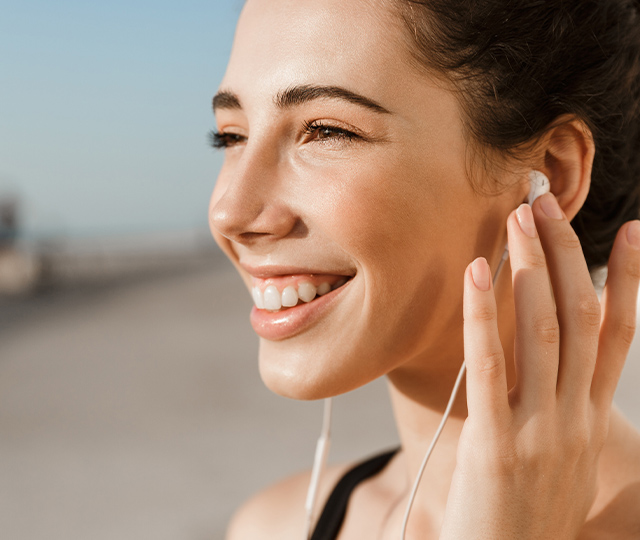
[440,193,640,539]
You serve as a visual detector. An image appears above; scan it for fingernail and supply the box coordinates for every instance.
[626,220,640,248]
[471,257,491,291]
[516,203,537,238]
[539,193,564,220]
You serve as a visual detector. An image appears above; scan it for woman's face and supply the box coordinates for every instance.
[210,0,525,399]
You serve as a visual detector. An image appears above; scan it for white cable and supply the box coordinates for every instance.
[304,397,333,539]
[399,171,549,538]
[300,173,549,540]
[301,248,507,540]
[399,245,508,539]
[398,351,467,540]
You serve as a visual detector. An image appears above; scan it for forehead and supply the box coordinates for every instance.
[221,0,414,108]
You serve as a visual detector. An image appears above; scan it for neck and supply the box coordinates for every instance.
[387,380,466,519]
[384,259,517,530]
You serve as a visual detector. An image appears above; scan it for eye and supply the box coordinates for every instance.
[302,121,360,143]
[209,130,247,149]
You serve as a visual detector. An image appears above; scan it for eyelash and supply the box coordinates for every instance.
[209,130,246,149]
[209,121,360,149]
[301,120,360,143]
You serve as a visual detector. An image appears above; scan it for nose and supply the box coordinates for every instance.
[210,149,299,245]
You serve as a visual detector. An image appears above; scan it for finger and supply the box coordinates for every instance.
[463,257,509,425]
[591,220,640,407]
[533,193,601,404]
[508,204,559,407]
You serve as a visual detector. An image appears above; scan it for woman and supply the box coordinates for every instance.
[209,0,640,538]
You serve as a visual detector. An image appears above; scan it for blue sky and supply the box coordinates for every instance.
[0,0,242,239]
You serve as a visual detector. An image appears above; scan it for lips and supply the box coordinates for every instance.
[240,265,355,341]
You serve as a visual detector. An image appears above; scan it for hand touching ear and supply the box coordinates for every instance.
[441,195,640,540]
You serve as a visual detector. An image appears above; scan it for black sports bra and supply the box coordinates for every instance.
[310,448,400,540]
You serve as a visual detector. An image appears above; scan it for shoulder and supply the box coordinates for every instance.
[580,407,640,539]
[225,463,351,540]
[579,482,640,539]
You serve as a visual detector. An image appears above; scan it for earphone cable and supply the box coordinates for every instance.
[299,172,548,540]
[399,244,509,539]
[304,397,333,539]
[399,170,549,538]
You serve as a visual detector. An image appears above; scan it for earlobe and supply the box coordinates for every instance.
[540,117,595,221]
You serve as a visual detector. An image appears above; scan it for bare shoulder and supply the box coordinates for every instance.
[225,463,351,540]
[580,407,640,539]
[580,482,640,539]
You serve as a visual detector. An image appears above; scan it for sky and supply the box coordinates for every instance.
[0,0,243,239]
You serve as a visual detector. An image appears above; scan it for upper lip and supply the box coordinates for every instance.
[239,262,356,279]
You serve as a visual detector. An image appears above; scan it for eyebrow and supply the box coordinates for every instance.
[212,84,391,115]
[212,90,242,111]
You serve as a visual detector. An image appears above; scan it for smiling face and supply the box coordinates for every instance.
[210,0,525,400]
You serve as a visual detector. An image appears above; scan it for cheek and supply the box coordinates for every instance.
[292,157,468,350]
[298,149,468,269]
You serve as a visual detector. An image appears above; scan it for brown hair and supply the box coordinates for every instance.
[395,0,640,274]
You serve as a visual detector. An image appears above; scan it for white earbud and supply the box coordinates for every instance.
[527,170,551,205]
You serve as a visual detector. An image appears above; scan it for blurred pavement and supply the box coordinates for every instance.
[0,256,638,539]
[0,256,398,540]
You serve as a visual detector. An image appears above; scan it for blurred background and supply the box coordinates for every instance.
[0,1,399,538]
[0,1,638,539]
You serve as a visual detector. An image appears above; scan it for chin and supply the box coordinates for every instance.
[257,338,380,401]
[260,369,325,401]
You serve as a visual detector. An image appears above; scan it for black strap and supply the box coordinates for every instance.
[310,448,400,540]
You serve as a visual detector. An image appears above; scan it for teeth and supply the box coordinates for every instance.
[252,287,265,309]
[298,282,317,303]
[252,279,349,311]
[281,286,298,307]
[263,285,282,311]
[317,282,331,296]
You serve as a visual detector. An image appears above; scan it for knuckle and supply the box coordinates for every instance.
[475,351,505,379]
[574,296,602,331]
[494,447,521,475]
[567,426,591,454]
[619,322,637,347]
[564,419,594,458]
[498,436,551,474]
[625,258,640,281]
[469,303,497,322]
[613,312,637,347]
[531,313,560,344]
[521,250,547,270]
[555,229,583,251]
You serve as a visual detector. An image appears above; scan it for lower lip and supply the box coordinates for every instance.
[249,280,352,341]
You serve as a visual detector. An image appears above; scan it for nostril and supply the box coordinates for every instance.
[288,218,309,239]
[220,206,301,243]
[239,231,271,241]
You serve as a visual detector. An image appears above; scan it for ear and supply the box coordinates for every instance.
[538,116,595,221]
